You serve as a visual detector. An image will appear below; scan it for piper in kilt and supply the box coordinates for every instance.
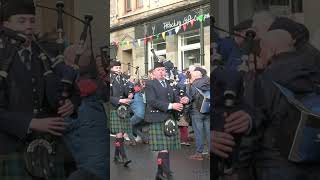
[110,60,133,167]
[145,61,189,180]
[0,0,80,179]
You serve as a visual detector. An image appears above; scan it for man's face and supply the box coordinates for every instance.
[4,14,36,38]
[153,67,166,80]
[111,66,121,75]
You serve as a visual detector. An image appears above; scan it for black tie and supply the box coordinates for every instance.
[22,49,31,70]
[161,80,166,88]
[116,75,120,83]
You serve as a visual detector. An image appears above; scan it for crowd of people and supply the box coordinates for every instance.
[212,11,320,180]
[109,57,211,179]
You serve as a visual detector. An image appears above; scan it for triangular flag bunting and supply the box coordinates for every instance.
[175,26,180,34]
[197,15,204,22]
[190,19,196,27]
[183,24,187,31]
[149,35,154,42]
[162,32,166,40]
[137,39,141,47]
[168,30,172,36]
[144,37,148,45]
[156,34,160,39]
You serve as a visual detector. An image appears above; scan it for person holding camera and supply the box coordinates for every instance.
[247,27,320,180]
[186,67,210,160]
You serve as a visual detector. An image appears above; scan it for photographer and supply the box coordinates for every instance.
[252,11,320,70]
[248,27,320,180]
[187,67,210,160]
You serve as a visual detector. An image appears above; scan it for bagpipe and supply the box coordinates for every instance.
[211,16,254,178]
[21,1,98,179]
[110,70,133,119]
[150,48,180,86]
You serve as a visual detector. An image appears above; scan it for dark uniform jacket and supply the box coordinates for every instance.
[0,43,80,155]
[144,79,180,123]
[110,73,131,109]
[253,51,320,166]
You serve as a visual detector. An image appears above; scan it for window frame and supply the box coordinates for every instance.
[125,0,132,13]
[136,0,143,9]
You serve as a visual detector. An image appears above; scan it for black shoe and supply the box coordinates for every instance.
[123,159,132,167]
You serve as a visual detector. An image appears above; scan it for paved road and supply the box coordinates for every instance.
[110,138,210,180]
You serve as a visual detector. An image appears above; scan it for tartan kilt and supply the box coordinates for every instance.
[110,109,132,134]
[149,122,181,151]
[0,151,65,180]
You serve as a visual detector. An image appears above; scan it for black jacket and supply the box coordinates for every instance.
[110,73,131,109]
[253,51,320,165]
[0,43,80,155]
[187,76,210,113]
[144,79,180,123]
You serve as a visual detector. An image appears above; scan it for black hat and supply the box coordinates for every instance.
[153,61,165,69]
[4,0,35,20]
[194,67,207,76]
[232,19,253,32]
[269,17,309,47]
[110,60,121,68]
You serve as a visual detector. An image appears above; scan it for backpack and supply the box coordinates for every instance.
[194,87,210,114]
[273,81,320,163]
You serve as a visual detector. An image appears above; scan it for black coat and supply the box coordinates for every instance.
[144,79,180,123]
[186,76,210,113]
[253,51,320,165]
[110,74,131,109]
[0,43,80,155]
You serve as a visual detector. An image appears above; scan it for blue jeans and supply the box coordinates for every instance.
[130,92,145,119]
[191,111,210,153]
[129,93,148,141]
[64,95,108,180]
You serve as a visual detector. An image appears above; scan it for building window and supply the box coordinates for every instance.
[136,0,143,9]
[153,38,166,51]
[292,0,303,13]
[270,0,289,5]
[180,30,201,69]
[181,31,201,46]
[125,0,132,13]
[268,0,303,14]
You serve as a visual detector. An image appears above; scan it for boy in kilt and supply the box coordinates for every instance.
[145,61,189,180]
[110,60,133,166]
[0,0,80,179]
